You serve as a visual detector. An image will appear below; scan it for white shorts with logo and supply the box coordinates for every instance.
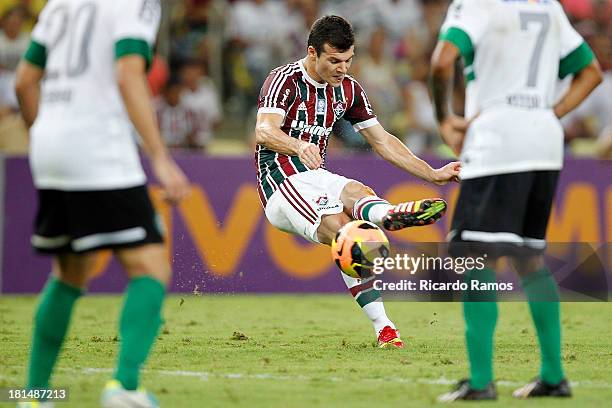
[265,169,354,243]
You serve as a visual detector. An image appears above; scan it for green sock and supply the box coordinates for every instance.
[27,278,83,389]
[115,276,165,390]
[462,268,498,390]
[521,267,564,385]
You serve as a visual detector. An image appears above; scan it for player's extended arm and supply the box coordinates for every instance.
[255,112,322,169]
[116,55,189,203]
[359,124,460,185]
[553,61,603,119]
[14,60,44,128]
[116,55,168,159]
[430,41,470,156]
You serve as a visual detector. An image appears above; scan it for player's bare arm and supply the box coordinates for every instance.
[430,40,470,156]
[359,123,460,185]
[14,60,44,128]
[116,55,189,204]
[255,112,322,170]
[553,60,603,119]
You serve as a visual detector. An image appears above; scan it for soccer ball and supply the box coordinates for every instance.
[331,220,390,279]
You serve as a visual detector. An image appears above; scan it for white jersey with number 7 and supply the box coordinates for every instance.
[439,0,594,179]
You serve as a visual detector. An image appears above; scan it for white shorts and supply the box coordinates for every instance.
[265,169,354,243]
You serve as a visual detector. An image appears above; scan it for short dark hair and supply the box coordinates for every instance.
[307,15,355,56]
[165,75,183,91]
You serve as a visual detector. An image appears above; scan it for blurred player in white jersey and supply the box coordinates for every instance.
[256,16,461,348]
[430,0,602,401]
[15,0,189,406]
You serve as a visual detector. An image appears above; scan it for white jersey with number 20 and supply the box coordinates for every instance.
[28,0,160,190]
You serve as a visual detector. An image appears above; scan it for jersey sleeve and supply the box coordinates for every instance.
[23,4,55,68]
[257,69,297,118]
[555,4,594,79]
[438,0,488,81]
[113,0,161,68]
[344,79,379,132]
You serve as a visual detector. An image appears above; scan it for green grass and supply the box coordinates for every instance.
[0,295,611,407]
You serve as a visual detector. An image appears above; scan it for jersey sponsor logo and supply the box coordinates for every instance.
[506,94,541,109]
[43,89,72,103]
[317,203,342,211]
[280,89,291,107]
[290,120,333,137]
[315,195,329,207]
[316,99,326,114]
[332,101,347,119]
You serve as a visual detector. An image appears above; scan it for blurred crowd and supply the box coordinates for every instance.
[0,0,611,158]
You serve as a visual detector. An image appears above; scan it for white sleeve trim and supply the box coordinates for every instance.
[353,118,379,132]
[257,107,286,117]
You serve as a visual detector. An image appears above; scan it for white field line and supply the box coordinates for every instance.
[4,367,611,389]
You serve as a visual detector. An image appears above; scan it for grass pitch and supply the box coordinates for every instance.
[0,295,611,407]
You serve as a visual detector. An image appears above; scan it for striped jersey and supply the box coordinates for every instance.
[256,59,378,207]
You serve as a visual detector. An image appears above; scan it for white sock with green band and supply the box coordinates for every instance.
[352,196,392,226]
[341,273,394,334]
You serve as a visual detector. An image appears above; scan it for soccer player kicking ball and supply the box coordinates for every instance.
[430,0,602,401]
[255,15,460,349]
[14,0,190,407]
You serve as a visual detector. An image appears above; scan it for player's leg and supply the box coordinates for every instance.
[511,254,570,398]
[340,181,392,226]
[26,252,98,392]
[315,211,350,245]
[45,185,165,407]
[343,181,447,231]
[339,272,400,348]
[317,212,400,347]
[26,189,92,393]
[110,244,170,394]
[449,178,505,396]
[439,254,499,402]
[68,186,168,407]
[318,180,402,347]
[265,171,402,347]
[341,179,445,346]
[439,174,533,401]
[511,171,570,398]
[460,258,499,392]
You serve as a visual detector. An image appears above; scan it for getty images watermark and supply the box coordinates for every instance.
[370,253,515,292]
[372,253,487,275]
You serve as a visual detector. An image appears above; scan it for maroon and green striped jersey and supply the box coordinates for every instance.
[255,59,378,207]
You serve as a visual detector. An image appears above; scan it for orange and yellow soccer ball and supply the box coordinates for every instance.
[331,220,390,279]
